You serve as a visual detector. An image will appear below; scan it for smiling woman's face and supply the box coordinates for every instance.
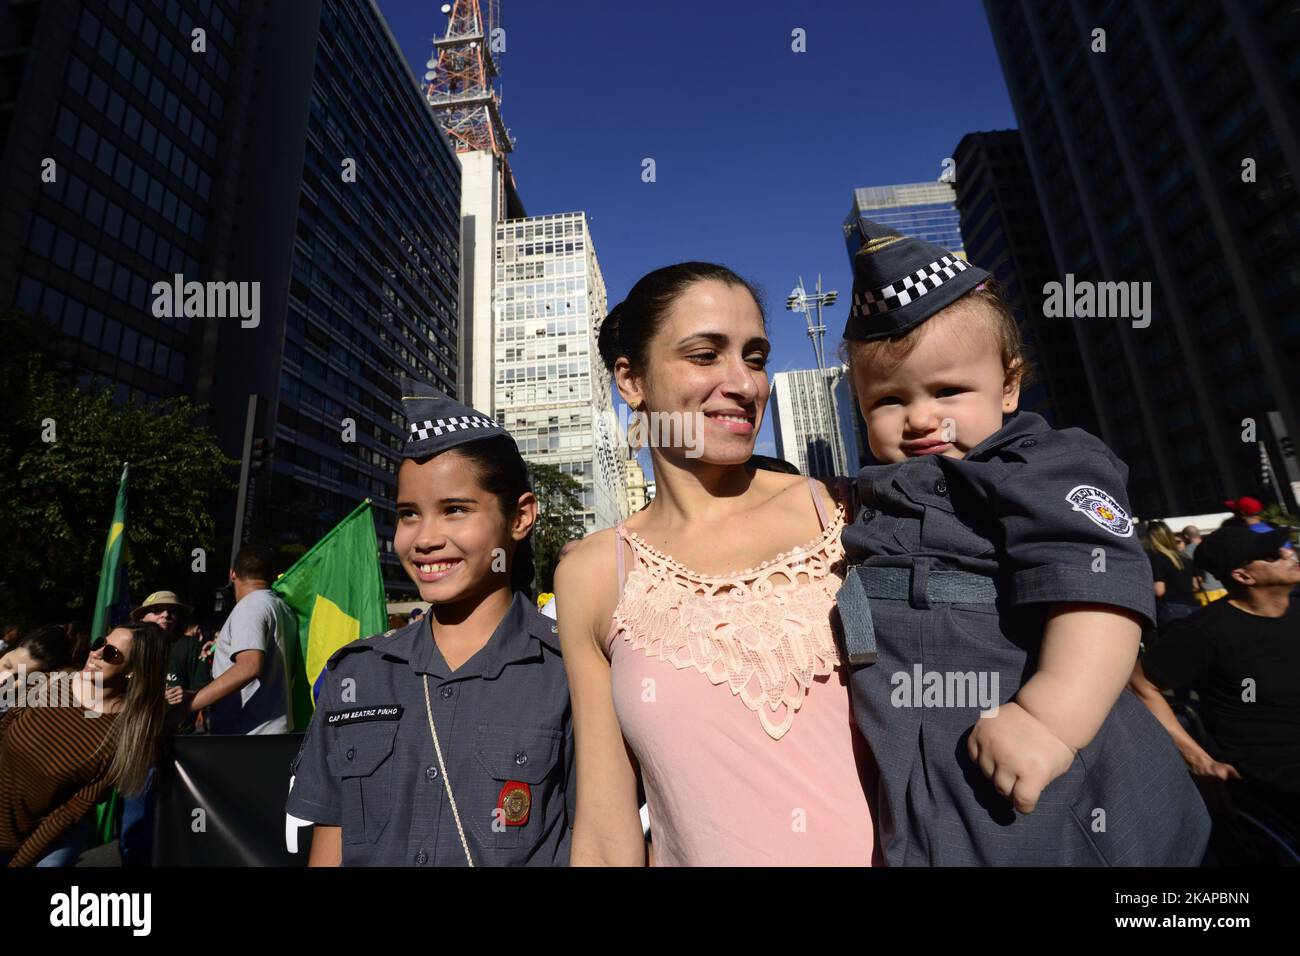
[82,629,134,688]
[620,280,771,466]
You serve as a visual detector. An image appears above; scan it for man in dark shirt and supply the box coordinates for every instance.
[1138,526,1300,835]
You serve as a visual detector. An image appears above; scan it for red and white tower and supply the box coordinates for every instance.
[425,0,521,215]
[424,0,523,413]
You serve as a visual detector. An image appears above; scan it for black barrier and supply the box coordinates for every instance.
[152,733,314,866]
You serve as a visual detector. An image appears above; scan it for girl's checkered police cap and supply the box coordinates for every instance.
[400,375,515,459]
[842,218,991,342]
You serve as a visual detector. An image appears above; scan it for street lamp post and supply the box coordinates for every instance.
[786,275,843,477]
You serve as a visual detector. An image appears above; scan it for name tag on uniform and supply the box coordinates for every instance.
[325,706,404,727]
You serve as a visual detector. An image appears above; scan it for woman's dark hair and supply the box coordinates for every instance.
[65,620,91,669]
[597,262,766,374]
[15,624,75,671]
[448,435,536,595]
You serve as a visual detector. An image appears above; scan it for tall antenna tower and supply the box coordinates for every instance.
[425,0,513,157]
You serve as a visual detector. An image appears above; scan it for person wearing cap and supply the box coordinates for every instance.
[1134,526,1300,841]
[286,377,573,866]
[836,218,1209,865]
[1223,496,1279,534]
[130,591,211,712]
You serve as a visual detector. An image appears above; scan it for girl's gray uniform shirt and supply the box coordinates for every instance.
[287,592,575,866]
[840,410,1210,866]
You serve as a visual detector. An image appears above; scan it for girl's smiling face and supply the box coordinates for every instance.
[852,300,1021,463]
[394,450,536,605]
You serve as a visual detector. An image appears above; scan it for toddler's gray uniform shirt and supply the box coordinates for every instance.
[286,592,574,866]
[840,410,1210,866]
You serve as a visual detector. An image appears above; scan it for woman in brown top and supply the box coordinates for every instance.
[0,620,170,866]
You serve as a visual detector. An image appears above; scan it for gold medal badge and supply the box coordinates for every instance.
[497,781,531,826]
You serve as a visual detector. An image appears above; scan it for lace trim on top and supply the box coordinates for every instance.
[611,505,847,741]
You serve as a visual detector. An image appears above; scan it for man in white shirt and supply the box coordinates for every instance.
[189,545,296,734]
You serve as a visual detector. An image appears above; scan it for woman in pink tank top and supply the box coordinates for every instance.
[555,263,879,866]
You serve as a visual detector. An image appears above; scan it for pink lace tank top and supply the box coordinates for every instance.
[606,478,879,866]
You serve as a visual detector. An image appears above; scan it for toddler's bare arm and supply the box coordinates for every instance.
[1015,603,1143,752]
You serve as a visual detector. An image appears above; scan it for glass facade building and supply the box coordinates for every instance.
[843,181,966,260]
[493,211,626,531]
[984,0,1300,516]
[1,0,236,407]
[0,0,464,598]
[252,0,462,594]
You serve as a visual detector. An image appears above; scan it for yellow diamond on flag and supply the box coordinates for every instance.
[305,595,361,688]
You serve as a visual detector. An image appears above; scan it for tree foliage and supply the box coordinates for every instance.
[527,461,586,593]
[0,312,236,625]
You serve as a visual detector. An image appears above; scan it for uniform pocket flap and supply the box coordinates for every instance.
[474,726,562,785]
[326,722,399,778]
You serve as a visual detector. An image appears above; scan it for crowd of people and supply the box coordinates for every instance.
[2,219,1297,868]
[1132,499,1300,863]
[0,545,300,866]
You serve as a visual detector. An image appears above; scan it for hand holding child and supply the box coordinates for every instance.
[967,701,1076,813]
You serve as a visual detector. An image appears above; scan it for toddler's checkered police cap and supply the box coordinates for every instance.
[843,217,991,342]
[400,375,512,459]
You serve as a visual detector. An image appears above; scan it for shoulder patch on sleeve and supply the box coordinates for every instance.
[1066,485,1134,537]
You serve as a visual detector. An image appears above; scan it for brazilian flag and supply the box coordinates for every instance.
[272,499,388,729]
[89,463,128,846]
[91,463,129,644]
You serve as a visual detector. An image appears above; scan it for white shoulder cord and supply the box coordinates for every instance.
[421,675,475,867]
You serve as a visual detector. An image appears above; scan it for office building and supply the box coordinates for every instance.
[983,0,1300,515]
[771,367,850,479]
[0,0,464,596]
[833,367,866,470]
[844,181,965,261]
[952,129,1093,428]
[624,452,648,515]
[493,211,626,531]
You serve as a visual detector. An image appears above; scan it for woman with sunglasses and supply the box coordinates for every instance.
[0,620,170,867]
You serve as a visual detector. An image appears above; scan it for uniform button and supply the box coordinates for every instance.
[514,751,528,766]
[1019,439,1037,448]
[426,765,439,781]
[346,747,355,761]
[934,479,948,496]
[440,686,454,700]
[415,849,427,866]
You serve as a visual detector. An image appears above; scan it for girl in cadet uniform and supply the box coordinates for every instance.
[836,219,1210,866]
[286,377,574,867]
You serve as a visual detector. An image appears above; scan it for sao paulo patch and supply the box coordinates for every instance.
[1065,485,1133,537]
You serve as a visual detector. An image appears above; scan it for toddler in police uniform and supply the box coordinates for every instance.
[837,220,1210,866]
[286,377,574,866]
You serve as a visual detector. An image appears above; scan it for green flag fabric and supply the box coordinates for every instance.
[271,499,388,730]
[91,463,128,644]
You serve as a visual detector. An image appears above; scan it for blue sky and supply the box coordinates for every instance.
[377,0,1018,458]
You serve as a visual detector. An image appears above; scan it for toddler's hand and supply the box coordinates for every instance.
[967,701,1076,813]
